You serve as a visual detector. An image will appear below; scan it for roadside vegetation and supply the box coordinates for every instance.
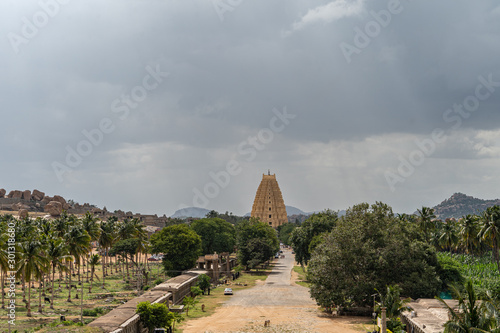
[282,203,500,332]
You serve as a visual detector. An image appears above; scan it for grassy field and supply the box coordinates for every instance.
[0,261,165,332]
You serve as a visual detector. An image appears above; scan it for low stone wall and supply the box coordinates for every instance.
[88,273,201,333]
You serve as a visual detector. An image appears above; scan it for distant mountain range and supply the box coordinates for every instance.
[171,205,314,219]
[432,192,500,219]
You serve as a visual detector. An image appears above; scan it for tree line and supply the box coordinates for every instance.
[281,202,500,332]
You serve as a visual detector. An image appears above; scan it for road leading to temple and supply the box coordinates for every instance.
[182,249,368,333]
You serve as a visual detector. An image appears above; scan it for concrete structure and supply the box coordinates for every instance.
[194,252,237,281]
[400,298,458,333]
[251,172,287,228]
[89,272,202,332]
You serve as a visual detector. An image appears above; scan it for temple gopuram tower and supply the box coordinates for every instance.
[251,171,287,228]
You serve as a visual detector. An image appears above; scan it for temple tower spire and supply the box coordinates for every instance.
[251,172,287,228]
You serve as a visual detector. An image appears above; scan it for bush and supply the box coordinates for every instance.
[437,253,464,290]
[82,307,106,317]
[155,278,163,285]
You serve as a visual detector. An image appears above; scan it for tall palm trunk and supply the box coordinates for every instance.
[51,265,56,309]
[1,270,4,309]
[67,262,72,302]
[27,282,32,317]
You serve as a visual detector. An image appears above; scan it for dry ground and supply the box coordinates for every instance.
[181,249,370,333]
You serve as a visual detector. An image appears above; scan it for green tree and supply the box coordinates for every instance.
[375,285,411,332]
[182,296,199,316]
[437,280,496,332]
[289,210,337,268]
[307,202,441,309]
[109,238,149,288]
[150,224,202,276]
[88,254,100,293]
[417,206,437,242]
[277,222,297,246]
[18,238,49,316]
[197,274,211,295]
[479,206,500,273]
[46,236,70,309]
[236,218,279,270]
[459,215,480,255]
[136,301,175,333]
[440,219,459,252]
[190,218,236,254]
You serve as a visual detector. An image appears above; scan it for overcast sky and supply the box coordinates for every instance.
[2,0,500,216]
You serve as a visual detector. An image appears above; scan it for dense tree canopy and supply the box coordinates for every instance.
[307,202,441,308]
[277,222,297,246]
[150,224,202,276]
[289,210,337,267]
[236,218,279,270]
[190,217,236,255]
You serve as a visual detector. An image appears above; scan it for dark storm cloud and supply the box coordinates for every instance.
[1,0,500,215]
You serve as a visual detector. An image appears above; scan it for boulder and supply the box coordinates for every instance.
[42,196,53,204]
[32,189,45,201]
[18,209,28,219]
[53,195,70,210]
[44,201,62,217]
[0,189,6,198]
[12,202,30,211]
[22,190,31,201]
[8,190,22,199]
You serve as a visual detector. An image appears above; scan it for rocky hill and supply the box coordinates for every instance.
[433,192,500,219]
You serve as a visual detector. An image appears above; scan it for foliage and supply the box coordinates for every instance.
[82,307,106,317]
[375,285,410,332]
[183,296,199,316]
[289,210,337,267]
[307,202,441,308]
[277,222,297,245]
[136,301,175,333]
[437,280,499,332]
[150,224,202,276]
[191,286,203,297]
[236,218,279,270]
[190,217,236,254]
[197,274,211,294]
[438,252,500,301]
[437,253,464,291]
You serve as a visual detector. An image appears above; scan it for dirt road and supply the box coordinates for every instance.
[182,249,370,333]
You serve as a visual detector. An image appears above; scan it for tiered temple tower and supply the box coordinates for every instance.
[251,172,287,228]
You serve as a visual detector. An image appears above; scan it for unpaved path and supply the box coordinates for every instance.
[182,249,370,333]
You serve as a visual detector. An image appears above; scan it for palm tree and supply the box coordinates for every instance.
[375,285,411,332]
[65,225,91,302]
[459,215,480,255]
[88,254,100,293]
[98,218,116,288]
[437,280,496,332]
[117,219,135,278]
[18,239,49,317]
[418,207,437,242]
[46,236,70,309]
[440,219,459,252]
[82,212,100,282]
[479,205,500,273]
